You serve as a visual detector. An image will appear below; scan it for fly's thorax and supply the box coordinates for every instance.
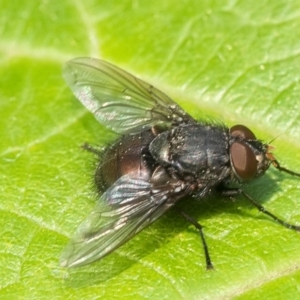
[229,125,271,182]
[149,124,230,178]
[95,130,156,193]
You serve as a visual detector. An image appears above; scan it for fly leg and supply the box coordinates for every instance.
[179,210,214,270]
[269,157,300,177]
[221,188,300,231]
[81,143,102,156]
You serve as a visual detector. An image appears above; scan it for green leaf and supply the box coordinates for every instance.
[1,0,300,299]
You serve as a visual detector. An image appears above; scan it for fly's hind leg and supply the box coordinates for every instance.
[81,143,103,156]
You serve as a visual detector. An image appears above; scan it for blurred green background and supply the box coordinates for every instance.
[1,1,300,299]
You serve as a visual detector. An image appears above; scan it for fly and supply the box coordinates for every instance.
[60,57,300,269]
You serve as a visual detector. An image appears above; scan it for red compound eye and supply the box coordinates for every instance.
[230,141,258,180]
[230,125,256,140]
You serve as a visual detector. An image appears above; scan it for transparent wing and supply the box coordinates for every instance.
[63,57,196,134]
[60,175,184,268]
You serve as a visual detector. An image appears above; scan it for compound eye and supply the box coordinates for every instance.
[230,125,256,140]
[230,142,258,180]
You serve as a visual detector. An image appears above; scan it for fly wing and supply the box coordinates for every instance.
[60,174,185,268]
[63,57,196,134]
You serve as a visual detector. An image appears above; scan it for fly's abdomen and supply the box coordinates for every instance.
[95,130,156,192]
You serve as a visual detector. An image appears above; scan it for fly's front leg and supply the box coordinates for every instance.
[221,188,300,231]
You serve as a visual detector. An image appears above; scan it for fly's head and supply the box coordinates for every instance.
[229,124,271,182]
